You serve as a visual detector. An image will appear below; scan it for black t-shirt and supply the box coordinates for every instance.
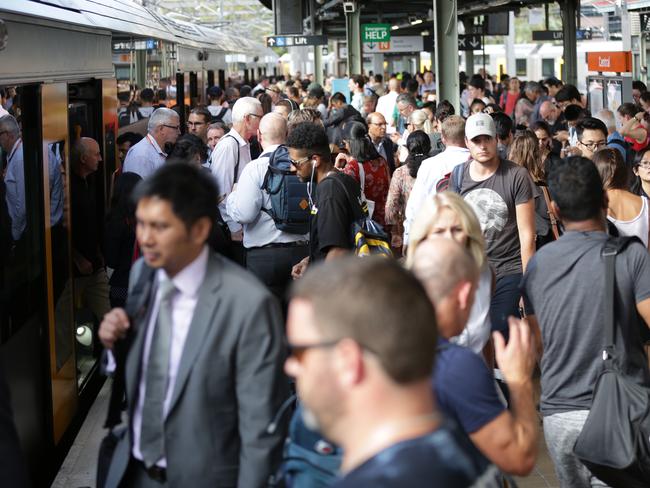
[309,172,362,262]
[332,421,493,488]
[71,172,101,273]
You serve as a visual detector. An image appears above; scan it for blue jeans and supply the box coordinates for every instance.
[489,273,523,343]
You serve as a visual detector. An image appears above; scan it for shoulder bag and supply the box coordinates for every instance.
[573,236,650,487]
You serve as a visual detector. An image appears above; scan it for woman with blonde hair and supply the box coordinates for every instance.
[407,192,492,354]
[509,130,560,248]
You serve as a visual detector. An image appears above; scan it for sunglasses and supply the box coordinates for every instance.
[287,340,340,362]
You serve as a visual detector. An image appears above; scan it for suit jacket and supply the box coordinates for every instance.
[105,252,289,488]
[379,136,398,175]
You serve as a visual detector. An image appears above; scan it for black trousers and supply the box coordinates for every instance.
[246,244,308,310]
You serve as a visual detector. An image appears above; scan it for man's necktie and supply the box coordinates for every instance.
[140,279,176,468]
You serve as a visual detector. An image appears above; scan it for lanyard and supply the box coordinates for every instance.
[146,134,166,157]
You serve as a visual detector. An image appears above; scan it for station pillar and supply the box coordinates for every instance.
[345,5,362,75]
[434,0,460,109]
[462,19,474,75]
[561,0,578,86]
[314,44,324,85]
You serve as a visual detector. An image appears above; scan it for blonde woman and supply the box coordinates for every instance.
[407,192,492,354]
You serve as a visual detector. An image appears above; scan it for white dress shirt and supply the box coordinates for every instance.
[123,135,167,179]
[210,128,251,234]
[131,245,209,467]
[403,145,471,245]
[226,145,308,248]
[376,91,399,128]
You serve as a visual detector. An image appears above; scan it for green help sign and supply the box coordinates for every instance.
[362,24,391,43]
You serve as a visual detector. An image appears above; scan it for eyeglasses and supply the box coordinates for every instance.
[579,140,607,151]
[287,340,341,362]
[186,121,206,128]
[163,124,180,131]
[290,155,313,168]
[637,161,650,170]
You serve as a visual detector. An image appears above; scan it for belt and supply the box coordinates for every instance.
[251,241,308,250]
[138,460,167,483]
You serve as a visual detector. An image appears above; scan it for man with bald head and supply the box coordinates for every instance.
[70,137,111,326]
[227,112,308,304]
[367,112,397,172]
[538,100,565,135]
[376,77,400,130]
[411,238,539,476]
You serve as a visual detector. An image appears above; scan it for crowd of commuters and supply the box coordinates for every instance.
[3,68,650,487]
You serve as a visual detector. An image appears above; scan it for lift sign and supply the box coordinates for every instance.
[362,24,391,43]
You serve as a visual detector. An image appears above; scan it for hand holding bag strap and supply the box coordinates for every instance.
[540,185,561,240]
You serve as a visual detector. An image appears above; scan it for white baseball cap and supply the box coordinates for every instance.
[465,113,496,140]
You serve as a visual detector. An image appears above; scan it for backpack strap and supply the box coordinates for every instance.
[215,106,227,122]
[330,173,364,220]
[224,134,241,184]
[602,236,637,347]
[540,185,561,240]
[450,161,466,194]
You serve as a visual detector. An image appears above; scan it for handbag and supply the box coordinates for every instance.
[573,236,650,488]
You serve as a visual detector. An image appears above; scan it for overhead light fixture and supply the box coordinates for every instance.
[411,19,423,25]
[421,30,430,36]
[391,25,400,30]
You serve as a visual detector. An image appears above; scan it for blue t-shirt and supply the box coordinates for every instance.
[433,339,505,434]
[332,420,491,488]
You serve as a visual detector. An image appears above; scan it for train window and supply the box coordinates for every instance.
[516,59,527,77]
[542,59,555,78]
[475,55,490,67]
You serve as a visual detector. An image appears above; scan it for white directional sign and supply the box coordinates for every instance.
[266,35,327,48]
[458,34,482,51]
[362,36,424,53]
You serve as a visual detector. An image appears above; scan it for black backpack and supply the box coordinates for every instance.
[211,106,228,123]
[261,145,310,235]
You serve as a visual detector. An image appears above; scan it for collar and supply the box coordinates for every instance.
[227,128,248,147]
[146,134,167,157]
[157,245,209,298]
[260,143,281,158]
[443,145,469,153]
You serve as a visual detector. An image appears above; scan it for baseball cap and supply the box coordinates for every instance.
[465,113,496,140]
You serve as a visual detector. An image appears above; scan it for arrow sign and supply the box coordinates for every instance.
[368,42,376,49]
[458,34,481,51]
[266,35,327,47]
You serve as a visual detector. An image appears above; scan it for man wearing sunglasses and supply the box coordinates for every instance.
[285,257,488,487]
[123,107,180,179]
[287,122,363,279]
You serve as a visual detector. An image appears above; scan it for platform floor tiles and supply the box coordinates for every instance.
[52,380,560,488]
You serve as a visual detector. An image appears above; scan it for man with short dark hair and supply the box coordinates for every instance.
[468,75,494,104]
[522,156,650,487]
[138,88,156,118]
[574,117,608,160]
[285,257,491,487]
[543,77,563,99]
[452,113,536,342]
[206,86,232,125]
[555,84,583,111]
[349,75,365,113]
[186,106,211,145]
[492,112,514,160]
[288,122,362,278]
[100,163,288,488]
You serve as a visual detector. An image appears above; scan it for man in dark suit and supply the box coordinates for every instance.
[99,163,289,487]
[367,112,397,174]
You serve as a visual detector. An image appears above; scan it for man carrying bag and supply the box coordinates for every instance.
[521,156,650,487]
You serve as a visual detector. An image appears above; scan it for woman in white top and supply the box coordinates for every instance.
[406,192,492,354]
[594,147,650,247]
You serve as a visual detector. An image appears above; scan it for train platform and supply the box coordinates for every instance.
[52,379,560,488]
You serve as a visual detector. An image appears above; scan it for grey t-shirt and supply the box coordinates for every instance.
[456,159,533,278]
[522,231,650,416]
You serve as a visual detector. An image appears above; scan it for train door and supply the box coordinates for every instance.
[0,83,51,485]
[41,82,78,445]
[67,80,110,392]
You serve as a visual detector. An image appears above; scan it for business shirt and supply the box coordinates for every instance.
[376,91,399,128]
[226,145,308,248]
[374,140,389,163]
[123,134,167,179]
[4,139,63,241]
[404,145,471,244]
[131,245,209,468]
[210,128,251,234]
